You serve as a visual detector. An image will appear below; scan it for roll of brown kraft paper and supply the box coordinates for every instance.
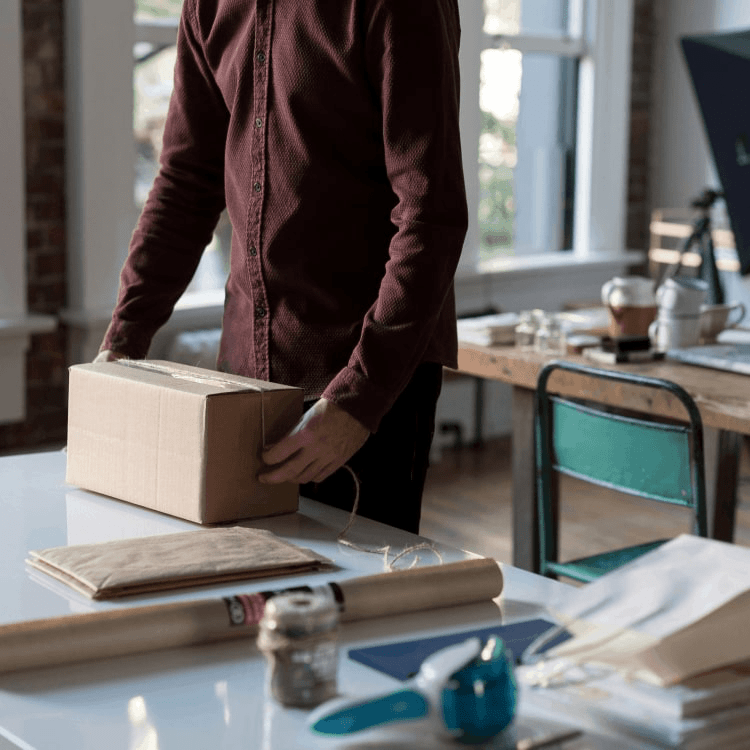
[0,558,502,674]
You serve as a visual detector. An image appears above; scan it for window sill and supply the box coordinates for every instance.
[458,249,645,282]
[0,314,57,340]
[61,250,644,362]
[454,249,645,315]
[174,249,645,312]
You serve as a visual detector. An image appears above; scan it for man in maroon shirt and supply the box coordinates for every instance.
[98,0,467,533]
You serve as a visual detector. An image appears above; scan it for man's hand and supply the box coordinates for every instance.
[93,350,128,363]
[259,398,370,485]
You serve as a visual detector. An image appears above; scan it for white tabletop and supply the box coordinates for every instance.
[0,451,642,750]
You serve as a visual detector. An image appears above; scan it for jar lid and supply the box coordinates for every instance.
[261,590,339,637]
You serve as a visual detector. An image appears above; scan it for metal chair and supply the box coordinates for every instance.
[535,360,708,583]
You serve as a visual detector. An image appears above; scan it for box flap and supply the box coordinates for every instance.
[71,360,300,398]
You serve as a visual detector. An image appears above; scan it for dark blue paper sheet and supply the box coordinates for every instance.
[348,618,571,681]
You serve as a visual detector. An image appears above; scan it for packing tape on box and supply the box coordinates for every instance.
[0,558,502,674]
[115,358,270,448]
[116,359,254,391]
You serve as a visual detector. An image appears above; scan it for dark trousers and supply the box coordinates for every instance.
[300,362,443,534]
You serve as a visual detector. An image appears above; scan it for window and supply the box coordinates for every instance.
[134,0,229,300]
[133,0,628,273]
[479,0,583,261]
[63,0,635,365]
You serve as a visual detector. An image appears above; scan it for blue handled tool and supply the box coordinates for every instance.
[309,635,517,743]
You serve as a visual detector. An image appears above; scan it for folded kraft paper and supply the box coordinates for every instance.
[27,526,333,599]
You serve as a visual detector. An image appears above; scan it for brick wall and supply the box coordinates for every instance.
[627,0,658,253]
[0,1,659,453]
[0,0,68,452]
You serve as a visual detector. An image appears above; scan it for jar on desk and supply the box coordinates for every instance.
[515,309,544,350]
[534,313,566,355]
[257,589,339,708]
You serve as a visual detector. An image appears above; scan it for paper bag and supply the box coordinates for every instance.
[541,535,750,685]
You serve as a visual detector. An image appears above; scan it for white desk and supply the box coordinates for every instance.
[0,451,644,749]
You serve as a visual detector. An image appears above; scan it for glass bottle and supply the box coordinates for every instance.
[535,313,566,355]
[515,310,538,350]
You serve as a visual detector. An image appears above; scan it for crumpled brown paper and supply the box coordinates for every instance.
[27,526,334,599]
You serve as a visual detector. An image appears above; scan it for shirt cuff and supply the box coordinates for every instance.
[321,366,397,434]
[100,320,153,361]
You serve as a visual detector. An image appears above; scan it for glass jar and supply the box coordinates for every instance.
[257,589,339,707]
[515,309,545,350]
[534,313,566,355]
[514,310,537,350]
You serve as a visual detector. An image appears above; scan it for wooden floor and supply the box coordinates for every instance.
[420,436,750,567]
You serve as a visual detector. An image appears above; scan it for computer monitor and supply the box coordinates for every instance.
[681,30,750,276]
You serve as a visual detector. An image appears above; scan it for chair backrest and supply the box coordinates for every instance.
[535,361,708,569]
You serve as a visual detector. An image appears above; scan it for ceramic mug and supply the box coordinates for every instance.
[601,276,657,338]
[699,302,746,343]
[655,276,709,317]
[649,314,701,351]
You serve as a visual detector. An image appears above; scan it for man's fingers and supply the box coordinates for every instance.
[297,459,331,485]
[259,449,317,484]
[93,350,128,363]
[259,398,369,485]
[262,431,307,465]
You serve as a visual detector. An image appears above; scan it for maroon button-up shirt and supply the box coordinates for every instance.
[103,0,468,432]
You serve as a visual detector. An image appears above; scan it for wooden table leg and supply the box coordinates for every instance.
[511,385,540,572]
[703,427,741,541]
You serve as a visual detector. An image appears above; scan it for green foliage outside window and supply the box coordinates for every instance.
[136,0,182,20]
[479,109,516,260]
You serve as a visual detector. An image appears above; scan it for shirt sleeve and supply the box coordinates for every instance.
[101,0,229,358]
[321,0,468,431]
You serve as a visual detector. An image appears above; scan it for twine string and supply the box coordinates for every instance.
[335,465,443,571]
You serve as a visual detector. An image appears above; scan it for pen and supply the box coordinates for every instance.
[516,728,583,750]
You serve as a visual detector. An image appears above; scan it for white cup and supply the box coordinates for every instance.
[649,314,701,351]
[655,277,709,317]
[601,276,656,308]
[699,302,746,343]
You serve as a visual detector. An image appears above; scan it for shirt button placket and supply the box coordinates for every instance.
[248,0,273,380]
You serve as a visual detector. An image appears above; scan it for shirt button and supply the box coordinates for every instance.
[255,118,263,128]
[257,52,266,63]
[249,246,257,257]
[254,182,262,192]
[256,306,267,318]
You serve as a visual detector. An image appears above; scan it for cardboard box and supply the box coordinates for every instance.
[66,360,304,524]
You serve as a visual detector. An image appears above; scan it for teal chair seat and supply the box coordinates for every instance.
[535,361,708,583]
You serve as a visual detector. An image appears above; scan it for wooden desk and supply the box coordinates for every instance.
[456,343,749,572]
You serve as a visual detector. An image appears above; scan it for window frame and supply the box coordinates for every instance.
[460,0,635,274]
